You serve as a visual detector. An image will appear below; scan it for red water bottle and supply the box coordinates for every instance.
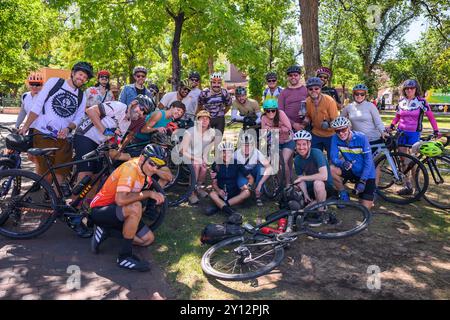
[260,227,281,235]
[277,218,287,232]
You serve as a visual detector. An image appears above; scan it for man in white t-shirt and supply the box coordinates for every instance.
[18,62,93,185]
[158,79,196,121]
[234,134,272,207]
[187,71,202,110]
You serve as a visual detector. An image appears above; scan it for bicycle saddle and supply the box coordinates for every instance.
[27,147,59,156]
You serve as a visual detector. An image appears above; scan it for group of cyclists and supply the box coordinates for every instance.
[11,61,442,272]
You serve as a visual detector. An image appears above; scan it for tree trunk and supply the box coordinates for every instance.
[208,55,214,75]
[171,11,185,91]
[298,0,321,78]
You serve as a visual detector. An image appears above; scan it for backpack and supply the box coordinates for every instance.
[200,223,244,245]
[42,78,84,114]
[76,102,114,135]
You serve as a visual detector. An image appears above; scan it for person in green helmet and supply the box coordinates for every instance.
[261,99,295,185]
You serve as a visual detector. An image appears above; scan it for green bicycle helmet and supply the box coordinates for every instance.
[419,141,443,157]
[262,99,278,110]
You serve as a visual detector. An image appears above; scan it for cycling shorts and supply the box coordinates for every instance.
[341,169,376,201]
[397,130,420,147]
[73,134,101,174]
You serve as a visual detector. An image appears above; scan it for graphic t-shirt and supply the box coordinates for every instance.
[85,86,115,107]
[30,77,86,135]
[90,158,152,208]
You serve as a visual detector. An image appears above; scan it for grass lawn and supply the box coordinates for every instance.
[150,112,450,300]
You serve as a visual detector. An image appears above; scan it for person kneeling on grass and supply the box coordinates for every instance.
[205,141,253,216]
[89,144,167,272]
[292,130,334,205]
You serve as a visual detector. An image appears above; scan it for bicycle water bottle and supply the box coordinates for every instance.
[260,227,281,235]
[277,218,287,232]
[72,176,92,195]
[223,184,228,202]
[299,100,307,121]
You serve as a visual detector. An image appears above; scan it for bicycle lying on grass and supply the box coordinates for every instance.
[0,138,167,239]
[201,186,371,281]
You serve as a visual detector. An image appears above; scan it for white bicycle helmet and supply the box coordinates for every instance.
[293,130,312,141]
[330,117,351,129]
[210,72,223,81]
[218,141,235,151]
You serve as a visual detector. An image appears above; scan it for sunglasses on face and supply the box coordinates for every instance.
[135,74,146,79]
[267,79,277,83]
[181,87,191,93]
[308,87,321,91]
[288,73,299,77]
[354,92,366,97]
[30,83,42,87]
[190,78,199,82]
[405,87,416,91]
[265,109,277,113]
[99,76,109,80]
[335,127,348,134]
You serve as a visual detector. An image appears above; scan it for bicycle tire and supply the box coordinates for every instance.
[0,158,16,171]
[164,163,196,207]
[422,156,450,210]
[302,200,371,239]
[142,179,167,231]
[262,174,281,200]
[375,151,429,204]
[0,169,58,239]
[201,235,285,281]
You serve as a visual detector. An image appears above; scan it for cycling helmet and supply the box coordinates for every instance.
[316,67,332,78]
[265,71,278,81]
[134,94,156,114]
[235,86,247,96]
[72,61,94,79]
[352,84,368,92]
[293,130,312,141]
[196,110,211,119]
[262,99,278,110]
[97,70,110,78]
[331,116,351,128]
[306,77,323,88]
[27,73,44,84]
[403,79,418,89]
[210,72,223,81]
[286,65,302,75]
[218,141,235,151]
[419,141,443,157]
[141,144,166,166]
[166,122,179,135]
[188,71,201,80]
[133,66,148,75]
[179,79,192,90]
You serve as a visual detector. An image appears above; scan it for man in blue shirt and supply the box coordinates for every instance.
[329,117,376,209]
[292,130,334,205]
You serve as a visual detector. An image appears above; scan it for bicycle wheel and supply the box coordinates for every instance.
[422,156,450,210]
[201,235,285,281]
[262,174,281,200]
[375,152,428,204]
[141,179,167,231]
[0,169,58,239]
[0,158,16,171]
[301,200,371,239]
[164,162,196,207]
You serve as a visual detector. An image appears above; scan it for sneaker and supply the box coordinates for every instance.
[74,222,93,238]
[256,198,263,207]
[397,187,413,196]
[188,193,199,205]
[205,205,219,216]
[222,205,237,216]
[91,225,109,254]
[117,254,151,272]
[197,187,209,198]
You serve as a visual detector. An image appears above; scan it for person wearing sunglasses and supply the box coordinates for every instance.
[85,70,115,108]
[316,67,341,109]
[329,117,376,209]
[187,71,202,110]
[89,144,166,272]
[262,71,283,101]
[387,79,440,195]
[16,74,44,129]
[196,72,233,134]
[231,86,261,128]
[158,79,196,122]
[261,99,295,186]
[278,65,308,133]
[304,77,339,158]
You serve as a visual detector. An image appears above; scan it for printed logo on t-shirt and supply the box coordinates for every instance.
[51,91,78,118]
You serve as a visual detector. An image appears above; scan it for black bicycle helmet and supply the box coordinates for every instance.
[306,77,323,88]
[149,83,159,94]
[286,65,302,75]
[72,61,94,79]
[265,71,278,81]
[235,86,247,96]
[141,144,166,166]
[188,71,201,80]
[134,94,156,114]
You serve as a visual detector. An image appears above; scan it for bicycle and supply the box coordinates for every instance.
[372,131,429,205]
[414,134,450,210]
[201,187,371,281]
[0,141,167,239]
[0,125,22,171]
[122,132,196,207]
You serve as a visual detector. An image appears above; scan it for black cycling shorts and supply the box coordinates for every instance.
[73,134,101,174]
[341,169,376,201]
[90,204,151,239]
